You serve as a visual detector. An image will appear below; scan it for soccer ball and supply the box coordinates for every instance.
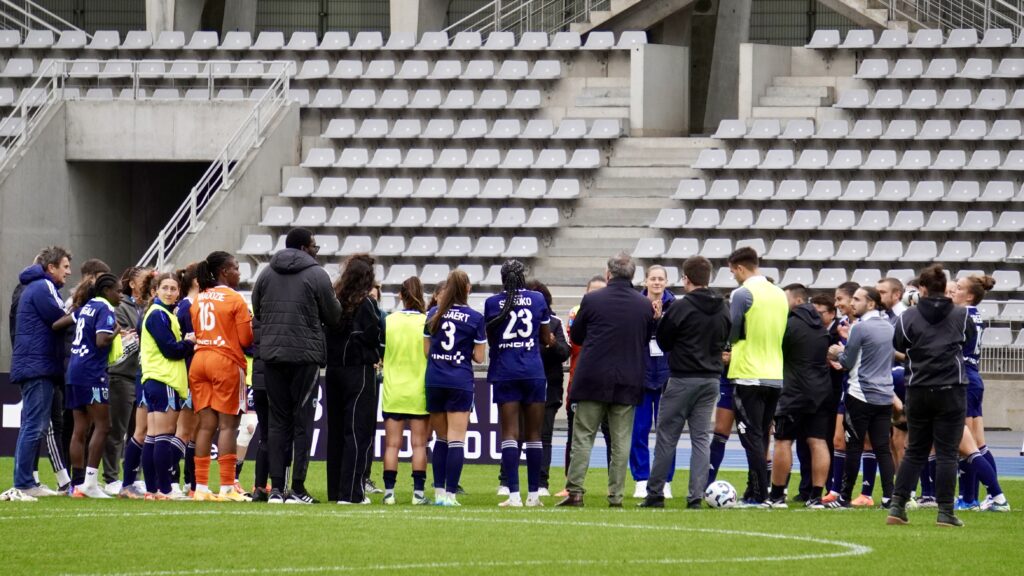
[704,480,737,509]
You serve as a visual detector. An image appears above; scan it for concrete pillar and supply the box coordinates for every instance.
[630,44,689,137]
[702,0,751,133]
[145,0,175,35]
[649,5,691,47]
[390,0,449,36]
[147,0,206,35]
[223,0,257,33]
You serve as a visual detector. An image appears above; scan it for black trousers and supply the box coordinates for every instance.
[841,396,895,500]
[264,362,319,493]
[539,383,563,488]
[733,384,780,502]
[251,388,270,490]
[326,364,377,503]
[797,387,840,497]
[893,386,966,510]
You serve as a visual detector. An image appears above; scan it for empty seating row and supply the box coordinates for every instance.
[0,58,295,79]
[280,176,580,199]
[321,117,623,140]
[694,147,1024,171]
[293,58,562,81]
[854,57,1024,80]
[979,327,1024,348]
[239,233,539,259]
[634,236,1022,265]
[259,204,560,228]
[675,178,1024,203]
[291,87,542,109]
[806,28,1023,50]
[0,30,645,52]
[241,262,532,293]
[834,87,1024,110]
[713,117,1024,141]
[300,147,601,170]
[650,207,1024,232]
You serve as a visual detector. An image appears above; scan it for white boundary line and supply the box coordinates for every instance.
[0,508,873,576]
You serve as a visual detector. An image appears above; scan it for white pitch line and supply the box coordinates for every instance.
[26,509,873,576]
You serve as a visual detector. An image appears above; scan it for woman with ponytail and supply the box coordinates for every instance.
[174,263,200,495]
[379,276,430,505]
[425,269,485,506]
[483,260,553,507]
[951,274,1009,512]
[138,273,195,500]
[189,251,253,502]
[66,273,122,498]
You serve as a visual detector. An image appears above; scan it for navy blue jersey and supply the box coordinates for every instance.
[424,304,486,391]
[175,297,195,370]
[484,289,551,382]
[66,298,117,387]
[963,305,982,368]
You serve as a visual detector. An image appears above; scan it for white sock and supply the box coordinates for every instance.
[447,491,457,500]
[385,489,394,497]
[33,471,40,484]
[196,483,209,493]
[219,485,231,495]
[994,493,1008,504]
[55,469,70,487]
[528,491,539,501]
[435,487,446,499]
[171,482,180,492]
[413,490,424,497]
[85,467,98,488]
[507,492,522,504]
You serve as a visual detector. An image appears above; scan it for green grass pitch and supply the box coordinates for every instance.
[1,458,1021,576]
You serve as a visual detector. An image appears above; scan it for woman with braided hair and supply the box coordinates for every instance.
[484,260,554,507]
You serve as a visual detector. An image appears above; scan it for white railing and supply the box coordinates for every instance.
[888,0,1024,36]
[137,64,293,269]
[0,0,86,37]
[445,0,608,35]
[981,347,1024,375]
[0,59,64,174]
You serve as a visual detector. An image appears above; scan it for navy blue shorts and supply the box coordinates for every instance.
[426,387,474,413]
[492,378,546,404]
[966,374,984,418]
[134,379,147,409]
[143,381,183,413]
[716,380,734,411]
[66,385,109,411]
[892,365,906,403]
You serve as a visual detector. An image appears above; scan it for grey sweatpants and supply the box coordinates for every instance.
[647,377,719,503]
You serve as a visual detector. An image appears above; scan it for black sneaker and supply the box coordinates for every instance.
[936,511,964,528]
[363,479,384,495]
[686,499,702,510]
[792,493,810,503]
[268,489,284,505]
[761,496,789,509]
[637,495,665,508]
[456,484,467,495]
[805,498,826,509]
[823,496,850,509]
[886,503,909,525]
[251,487,269,502]
[285,490,319,505]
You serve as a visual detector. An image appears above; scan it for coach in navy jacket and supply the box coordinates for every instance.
[561,252,655,507]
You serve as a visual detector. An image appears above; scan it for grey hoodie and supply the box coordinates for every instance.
[838,310,895,405]
[251,248,342,365]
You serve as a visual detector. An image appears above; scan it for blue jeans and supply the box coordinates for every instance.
[630,387,675,482]
[13,377,54,489]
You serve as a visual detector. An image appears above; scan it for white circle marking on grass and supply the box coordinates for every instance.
[0,508,872,575]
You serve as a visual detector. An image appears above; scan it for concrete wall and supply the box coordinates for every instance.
[630,44,689,137]
[737,43,793,121]
[65,101,253,162]
[390,0,448,35]
[170,103,301,267]
[981,378,1024,431]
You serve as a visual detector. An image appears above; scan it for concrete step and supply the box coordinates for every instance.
[597,165,698,178]
[864,8,889,24]
[587,10,614,26]
[573,196,675,209]
[773,76,838,88]
[565,207,660,227]
[614,137,718,150]
[586,185,678,198]
[580,86,631,98]
[583,77,632,88]
[759,95,831,107]
[751,106,821,119]
[608,154,694,167]
[765,86,832,98]
[611,0,644,13]
[575,96,631,107]
[565,106,630,119]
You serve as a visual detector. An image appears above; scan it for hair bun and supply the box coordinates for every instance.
[980,275,996,291]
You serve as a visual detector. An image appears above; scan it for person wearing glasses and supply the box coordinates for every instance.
[252,228,342,504]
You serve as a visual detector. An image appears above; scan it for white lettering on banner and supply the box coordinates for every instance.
[2,401,22,428]
[489,431,501,460]
[465,431,482,459]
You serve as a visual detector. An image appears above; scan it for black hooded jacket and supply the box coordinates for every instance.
[252,248,342,365]
[778,303,832,414]
[894,297,975,388]
[655,287,731,379]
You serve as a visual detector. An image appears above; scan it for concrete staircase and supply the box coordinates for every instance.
[569,0,695,35]
[751,76,837,120]
[568,77,631,120]
[817,0,914,30]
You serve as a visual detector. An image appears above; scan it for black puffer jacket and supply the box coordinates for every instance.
[778,303,832,414]
[326,297,381,367]
[894,297,975,388]
[655,287,731,379]
[252,248,342,366]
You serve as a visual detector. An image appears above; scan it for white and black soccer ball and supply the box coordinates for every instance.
[704,480,737,509]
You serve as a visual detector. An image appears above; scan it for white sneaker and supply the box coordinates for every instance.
[168,487,191,501]
[664,484,673,500]
[0,487,38,502]
[337,498,372,505]
[383,494,396,505]
[103,481,122,496]
[499,497,523,507]
[526,495,544,507]
[81,484,113,499]
[23,484,60,498]
[633,480,648,499]
[538,487,550,497]
[497,485,510,496]
[133,481,146,492]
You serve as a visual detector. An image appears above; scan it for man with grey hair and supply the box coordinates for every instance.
[558,252,656,507]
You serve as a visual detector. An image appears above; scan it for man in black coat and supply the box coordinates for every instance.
[558,252,655,507]
[251,227,342,503]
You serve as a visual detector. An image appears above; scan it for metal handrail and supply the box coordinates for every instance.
[0,59,63,174]
[0,0,87,37]
[888,0,1024,36]
[137,63,293,269]
[444,0,604,35]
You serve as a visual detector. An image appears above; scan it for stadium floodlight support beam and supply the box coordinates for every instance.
[887,0,1024,36]
[0,0,88,38]
[137,62,293,269]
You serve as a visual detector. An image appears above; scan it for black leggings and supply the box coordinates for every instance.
[325,364,377,503]
[841,396,895,500]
